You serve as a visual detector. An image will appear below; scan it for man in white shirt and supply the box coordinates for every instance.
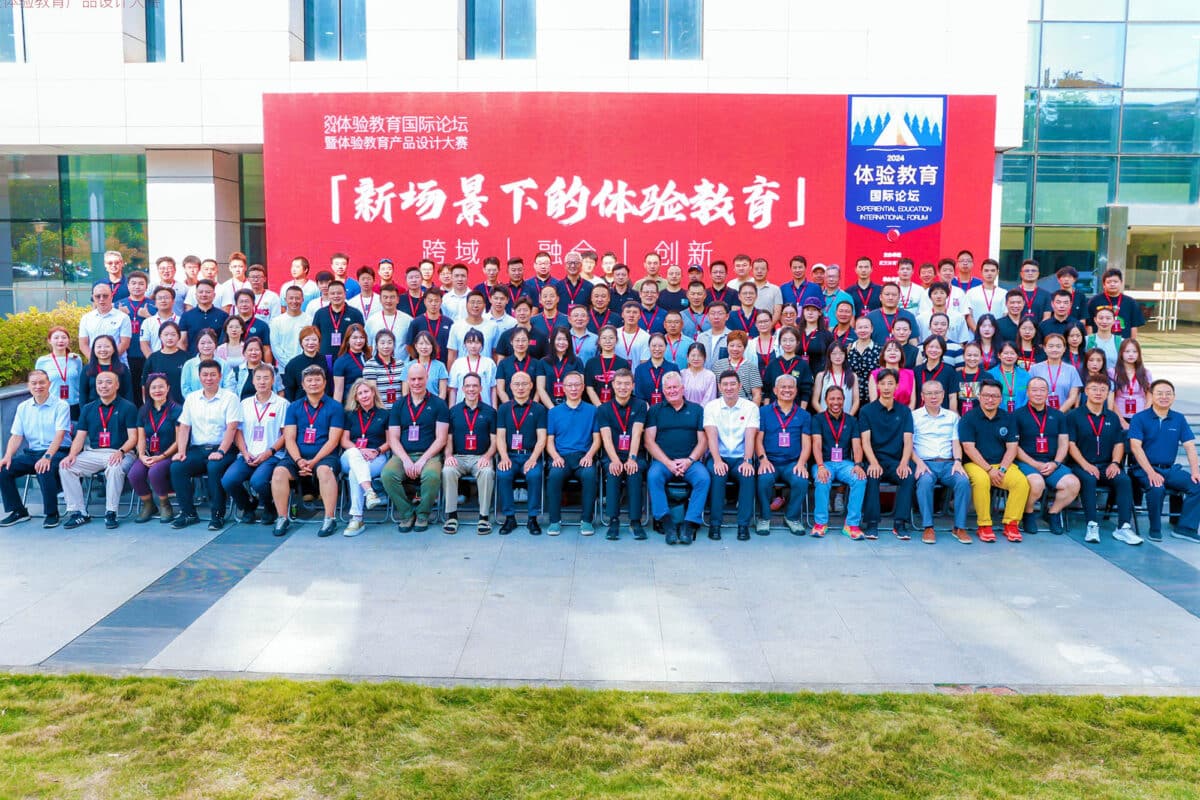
[895,258,931,318]
[220,364,289,524]
[140,285,184,357]
[280,256,320,304]
[365,283,413,358]
[79,281,133,363]
[965,258,1006,324]
[270,286,314,371]
[483,285,517,353]
[911,380,972,544]
[751,257,784,326]
[441,263,473,323]
[614,300,651,370]
[350,265,381,322]
[247,264,281,322]
[216,251,251,311]
[169,360,241,530]
[703,369,760,541]
[937,258,971,319]
[447,290,493,365]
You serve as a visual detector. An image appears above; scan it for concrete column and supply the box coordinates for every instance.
[145,150,241,284]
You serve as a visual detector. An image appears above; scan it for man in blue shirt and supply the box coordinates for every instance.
[0,370,72,527]
[644,371,709,545]
[755,373,811,536]
[545,371,600,536]
[271,365,346,538]
[780,255,825,309]
[1128,379,1200,543]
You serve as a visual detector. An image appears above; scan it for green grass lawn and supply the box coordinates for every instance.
[2,675,1199,799]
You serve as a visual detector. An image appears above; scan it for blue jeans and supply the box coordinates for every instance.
[755,460,809,521]
[497,453,542,517]
[914,460,971,529]
[708,457,755,528]
[546,452,598,524]
[813,460,865,526]
[220,454,278,512]
[647,460,710,525]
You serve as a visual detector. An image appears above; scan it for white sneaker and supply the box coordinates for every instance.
[756,519,771,534]
[1084,521,1100,543]
[1114,523,1143,546]
[364,491,384,510]
[343,518,365,537]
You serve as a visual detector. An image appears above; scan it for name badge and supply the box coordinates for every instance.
[465,433,478,451]
[1112,319,1122,333]
[131,319,141,335]
[618,433,631,451]
[98,431,111,448]
[778,431,791,448]
[1036,435,1049,454]
[302,426,317,444]
[1124,397,1137,416]
[650,392,662,404]
[553,381,564,398]
[1007,399,1015,413]
[386,388,396,404]
[356,436,369,449]
[60,385,70,400]
[149,434,160,454]
[1047,395,1060,410]
[961,400,974,414]
[252,425,265,442]
[510,432,524,451]
[830,446,843,463]
[330,331,342,347]
[407,424,421,442]
[599,386,612,402]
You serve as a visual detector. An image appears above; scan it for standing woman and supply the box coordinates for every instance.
[797,298,833,375]
[224,337,281,400]
[540,327,582,408]
[332,323,371,403]
[925,313,963,368]
[1111,337,1153,427]
[1064,322,1087,371]
[181,328,226,398]
[748,308,778,383]
[1080,348,1112,391]
[711,330,763,404]
[495,328,546,405]
[988,341,1031,412]
[973,314,1000,371]
[765,326,815,408]
[912,335,958,411]
[846,316,881,409]
[869,340,915,405]
[402,331,449,400]
[957,342,985,415]
[633,333,671,406]
[127,374,181,523]
[340,378,389,536]
[1085,306,1123,367]
[78,335,133,406]
[361,330,403,410]
[583,325,628,405]
[1028,333,1082,412]
[812,341,857,415]
[282,325,331,401]
[140,321,189,403]
[1015,317,1043,370]
[216,315,247,370]
[36,326,84,420]
[681,342,717,405]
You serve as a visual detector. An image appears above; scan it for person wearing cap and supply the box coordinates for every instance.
[781,255,825,310]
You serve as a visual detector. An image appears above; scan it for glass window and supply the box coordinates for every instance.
[1034,155,1115,224]
[6,221,63,284]
[240,154,265,220]
[1028,0,1042,20]
[304,0,365,61]
[1026,24,1041,87]
[1002,156,1034,225]
[1016,90,1037,152]
[1040,22,1124,88]
[0,155,60,221]
[1042,0,1125,21]
[1032,227,1101,275]
[1124,24,1200,88]
[62,221,148,285]
[1037,89,1120,152]
[61,155,147,221]
[242,223,266,268]
[466,0,535,59]
[0,4,16,62]
[146,0,166,62]
[1000,227,1031,283]
[632,0,702,59]
[1122,91,1200,154]
[1129,0,1200,21]
[1118,156,1200,204]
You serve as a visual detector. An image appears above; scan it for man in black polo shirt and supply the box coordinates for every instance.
[313,280,365,363]
[644,371,709,545]
[178,279,228,354]
[1038,290,1083,340]
[59,371,139,530]
[382,362,450,532]
[859,369,915,540]
[1067,374,1138,545]
[959,377,1031,543]
[443,372,497,535]
[597,368,649,541]
[1013,376,1080,536]
[496,370,548,536]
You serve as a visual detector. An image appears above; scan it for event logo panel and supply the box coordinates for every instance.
[263,93,993,285]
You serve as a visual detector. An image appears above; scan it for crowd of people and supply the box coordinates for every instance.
[2,247,1198,547]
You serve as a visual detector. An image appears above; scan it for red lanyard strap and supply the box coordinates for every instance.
[1028,406,1047,436]
[610,401,631,434]
[98,404,115,431]
[825,412,845,443]
[148,404,171,434]
[462,406,479,434]
[303,400,322,427]
[357,408,376,437]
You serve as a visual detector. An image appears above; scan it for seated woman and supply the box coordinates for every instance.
[78,335,134,407]
[339,378,390,536]
[127,373,182,523]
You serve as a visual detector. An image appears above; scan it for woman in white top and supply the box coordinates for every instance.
[447,329,497,407]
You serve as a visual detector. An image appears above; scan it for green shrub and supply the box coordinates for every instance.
[0,302,89,387]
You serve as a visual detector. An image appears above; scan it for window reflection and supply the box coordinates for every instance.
[1122,91,1200,153]
[304,0,365,61]
[1125,24,1200,88]
[1001,156,1034,225]
[1040,22,1124,88]
[1034,155,1115,224]
[1037,89,1120,152]
[466,0,535,59]
[1118,156,1200,204]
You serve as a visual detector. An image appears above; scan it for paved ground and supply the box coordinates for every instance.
[3,341,1200,693]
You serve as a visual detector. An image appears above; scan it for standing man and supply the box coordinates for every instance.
[366,284,413,360]
[501,257,529,311]
[280,256,320,305]
[556,251,593,310]
[893,258,930,318]
[447,290,492,365]
[819,264,856,328]
[524,251,557,307]
[706,260,738,308]
[567,304,598,364]
[0,370,71,528]
[382,362,450,532]
[958,377,1031,543]
[1068,374,1138,545]
[270,366,345,537]
[400,266,427,318]
[78,281,133,363]
[755,374,811,536]
[169,361,240,530]
[247,264,281,322]
[597,369,649,540]
[101,250,129,302]
[1016,259,1052,320]
[849,256,883,318]
[1039,290,1084,340]
[1013,376,1081,535]
[728,253,752,290]
[644,371,709,545]
[635,281,667,334]
[609,262,638,309]
[704,370,759,541]
[585,282,617,333]
[215,251,250,311]
[1088,268,1145,338]
[442,372,497,535]
[116,269,152,399]
[313,281,366,362]
[59,372,138,530]
[545,371,601,536]
[495,370,547,536]
[751,258,784,326]
[1127,379,1200,543]
[329,252,361,299]
[1054,266,1091,323]
[633,251,667,292]
[965,258,1006,324]
[858,369,916,540]
[178,280,228,354]
[406,287,451,358]
[910,380,972,544]
[866,284,918,346]
[615,301,651,369]
[441,263,473,322]
[270,286,315,372]
[697,302,731,368]
[681,280,711,339]
[953,250,982,292]
[151,255,185,312]
[782,254,825,310]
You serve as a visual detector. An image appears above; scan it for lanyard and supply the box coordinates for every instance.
[1021,287,1037,310]
[403,294,422,317]
[801,329,818,356]
[686,310,707,332]
[960,369,979,397]
[855,284,873,309]
[541,311,560,331]
[551,359,568,381]
[148,403,171,435]
[730,357,744,372]
[427,314,444,342]
[640,307,660,330]
[599,356,615,380]
[98,404,114,431]
[466,355,481,376]
[1019,348,1036,370]
[381,358,397,387]
[127,298,146,318]
[381,312,397,332]
[1028,406,1048,436]
[898,283,913,309]
[1047,362,1062,393]
[923,363,944,385]
[733,309,751,330]
[328,304,344,332]
[824,412,845,445]
[999,367,1017,398]
[777,356,798,375]
[880,311,897,336]
[253,400,272,425]
[589,309,609,331]
[407,396,427,427]
[572,332,589,354]
[562,279,584,304]
[511,402,532,433]
[358,296,374,318]
[51,353,70,383]
[667,337,683,362]
[349,352,364,369]
[648,364,665,392]
[620,329,639,357]
[513,355,531,373]
[303,399,322,427]
[610,401,632,435]
[982,285,997,312]
[1106,293,1122,319]
[357,408,376,438]
[773,403,797,431]
[462,405,479,435]
[1086,412,1105,457]
[828,368,846,388]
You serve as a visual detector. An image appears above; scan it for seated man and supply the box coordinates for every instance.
[1067,374,1138,545]
[382,362,450,532]
[703,369,759,541]
[810,385,867,539]
[270,365,345,537]
[644,371,709,545]
[858,368,915,540]
[0,370,71,528]
[221,365,289,526]
[495,370,548,536]
[443,372,498,535]
[59,371,138,530]
[596,368,649,541]
[958,377,1031,543]
[910,379,972,544]
[169,359,240,530]
[545,371,601,536]
[754,373,811,536]
[1013,376,1080,536]
[1128,379,1200,543]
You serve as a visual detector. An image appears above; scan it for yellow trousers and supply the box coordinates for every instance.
[964,463,1030,527]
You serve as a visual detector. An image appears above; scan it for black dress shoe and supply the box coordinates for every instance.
[1022,513,1040,536]
[663,517,678,545]
[737,526,750,541]
[631,523,647,541]
[318,518,337,537]
[172,513,200,530]
[499,516,517,535]
[605,523,620,540]
[708,526,722,541]
[43,512,60,528]
[0,509,30,527]
[527,517,542,536]
[207,515,225,531]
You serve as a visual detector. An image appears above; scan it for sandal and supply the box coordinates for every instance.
[443,517,459,534]
[477,517,492,534]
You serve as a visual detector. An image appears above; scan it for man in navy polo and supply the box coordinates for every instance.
[755,373,810,536]
[858,368,915,540]
[270,365,345,538]
[495,370,548,536]
[644,371,709,545]
[382,361,450,532]
[1128,379,1200,543]
[596,368,649,540]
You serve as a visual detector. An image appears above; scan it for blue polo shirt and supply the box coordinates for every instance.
[284,396,346,460]
[547,402,596,455]
[1129,408,1193,467]
[178,305,229,354]
[758,402,811,462]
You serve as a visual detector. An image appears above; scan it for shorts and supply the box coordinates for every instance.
[1016,461,1073,487]
[276,453,341,479]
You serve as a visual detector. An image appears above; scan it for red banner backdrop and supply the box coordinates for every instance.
[262,92,996,287]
